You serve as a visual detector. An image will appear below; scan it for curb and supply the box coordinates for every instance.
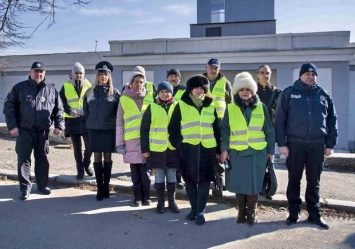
[1,169,354,214]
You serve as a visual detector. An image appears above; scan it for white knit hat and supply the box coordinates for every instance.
[133,66,145,76]
[232,72,257,95]
[72,62,85,76]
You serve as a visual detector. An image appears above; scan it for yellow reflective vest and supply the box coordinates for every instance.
[179,101,217,148]
[228,102,267,151]
[173,88,185,102]
[120,95,150,141]
[208,77,227,119]
[145,81,155,105]
[149,102,177,152]
[63,81,91,118]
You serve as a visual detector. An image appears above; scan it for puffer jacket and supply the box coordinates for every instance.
[275,79,338,148]
[168,91,220,183]
[3,77,64,131]
[116,84,147,164]
[83,85,120,130]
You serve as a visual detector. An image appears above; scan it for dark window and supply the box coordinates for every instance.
[206,27,221,37]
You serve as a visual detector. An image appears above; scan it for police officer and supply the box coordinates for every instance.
[3,62,64,200]
[275,62,338,230]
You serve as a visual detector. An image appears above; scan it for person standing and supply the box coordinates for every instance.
[59,62,93,180]
[203,58,233,196]
[220,72,275,225]
[140,81,180,214]
[168,75,220,225]
[116,71,152,207]
[3,62,64,200]
[275,63,338,230]
[167,68,186,189]
[133,65,157,104]
[256,64,282,124]
[83,61,120,201]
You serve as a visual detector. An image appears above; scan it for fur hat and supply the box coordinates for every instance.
[186,74,210,93]
[95,61,113,73]
[299,62,318,76]
[157,81,173,94]
[167,68,181,79]
[72,62,85,76]
[232,72,257,95]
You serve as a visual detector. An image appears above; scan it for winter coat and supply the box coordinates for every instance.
[59,78,91,136]
[220,95,275,195]
[140,100,180,170]
[257,82,282,124]
[83,85,120,130]
[275,79,338,148]
[3,77,64,131]
[168,91,220,183]
[116,85,147,164]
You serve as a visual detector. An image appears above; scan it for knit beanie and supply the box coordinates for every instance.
[299,62,318,76]
[232,72,258,95]
[129,71,145,84]
[133,66,146,76]
[72,62,85,76]
[167,68,181,79]
[186,74,210,93]
[157,81,173,94]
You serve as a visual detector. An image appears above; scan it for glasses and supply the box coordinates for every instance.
[240,88,251,92]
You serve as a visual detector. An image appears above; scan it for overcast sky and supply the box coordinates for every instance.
[2,0,355,55]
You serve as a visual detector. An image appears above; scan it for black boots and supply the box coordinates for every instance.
[167,182,180,213]
[83,160,94,177]
[185,186,198,221]
[76,163,84,180]
[103,161,112,198]
[308,216,329,230]
[93,162,103,201]
[155,183,165,214]
[196,187,209,225]
[236,194,247,223]
[286,205,300,226]
[246,194,258,225]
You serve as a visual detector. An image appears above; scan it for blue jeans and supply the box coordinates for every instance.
[155,168,177,183]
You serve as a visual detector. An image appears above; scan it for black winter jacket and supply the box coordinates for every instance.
[275,80,338,148]
[3,78,64,131]
[168,92,220,183]
[83,85,120,130]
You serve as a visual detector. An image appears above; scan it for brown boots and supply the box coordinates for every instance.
[236,193,258,225]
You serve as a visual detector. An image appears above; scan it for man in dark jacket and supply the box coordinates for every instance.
[3,62,64,200]
[275,62,338,230]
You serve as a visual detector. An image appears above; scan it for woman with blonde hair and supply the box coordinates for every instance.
[83,61,120,201]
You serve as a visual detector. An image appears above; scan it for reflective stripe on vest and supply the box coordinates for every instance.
[120,95,150,141]
[173,89,185,102]
[63,81,91,118]
[208,77,227,119]
[149,102,177,152]
[145,81,155,105]
[228,102,267,151]
[179,101,217,148]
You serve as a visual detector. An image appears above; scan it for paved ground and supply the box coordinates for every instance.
[1,180,355,249]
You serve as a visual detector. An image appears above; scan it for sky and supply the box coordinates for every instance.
[2,0,355,55]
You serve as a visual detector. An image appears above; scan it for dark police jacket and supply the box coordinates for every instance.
[275,79,338,148]
[3,77,64,131]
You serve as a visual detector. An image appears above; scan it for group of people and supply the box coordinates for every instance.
[3,58,337,229]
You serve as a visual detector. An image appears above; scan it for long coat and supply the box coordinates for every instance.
[140,100,180,170]
[116,85,147,164]
[168,92,220,183]
[220,95,275,195]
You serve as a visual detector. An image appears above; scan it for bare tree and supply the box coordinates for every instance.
[0,0,90,50]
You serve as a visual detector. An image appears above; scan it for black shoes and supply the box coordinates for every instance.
[20,191,30,200]
[84,167,94,177]
[308,216,329,230]
[76,173,84,180]
[286,216,298,226]
[38,187,51,195]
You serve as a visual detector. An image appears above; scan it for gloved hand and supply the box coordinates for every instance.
[116,145,126,155]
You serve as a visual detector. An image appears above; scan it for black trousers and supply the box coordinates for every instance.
[70,133,91,165]
[16,129,50,193]
[130,163,151,191]
[286,142,324,217]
